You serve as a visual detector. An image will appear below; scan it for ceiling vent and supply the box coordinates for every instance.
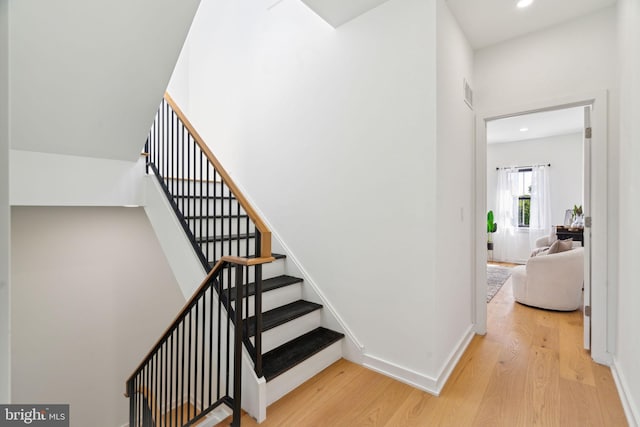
[463,79,473,110]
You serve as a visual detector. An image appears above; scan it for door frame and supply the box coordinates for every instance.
[472,90,612,365]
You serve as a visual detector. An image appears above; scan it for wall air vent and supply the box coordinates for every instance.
[463,79,473,110]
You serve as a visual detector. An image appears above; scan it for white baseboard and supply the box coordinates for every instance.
[611,358,639,427]
[363,325,475,396]
[363,353,439,395]
[434,325,476,392]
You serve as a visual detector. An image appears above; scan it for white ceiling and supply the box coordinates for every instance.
[446,0,617,49]
[487,106,585,144]
[300,0,391,27]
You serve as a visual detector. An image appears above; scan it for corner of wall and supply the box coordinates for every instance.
[611,357,640,427]
[362,324,475,396]
[0,0,11,404]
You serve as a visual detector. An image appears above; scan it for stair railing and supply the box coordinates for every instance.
[129,94,274,424]
[126,256,272,427]
[146,93,272,266]
[143,93,270,378]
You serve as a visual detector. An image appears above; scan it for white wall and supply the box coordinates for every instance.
[0,0,10,404]
[11,207,185,427]
[434,0,475,381]
[170,0,456,388]
[10,150,146,207]
[616,0,640,424]
[487,133,583,262]
[8,0,200,162]
[475,8,617,114]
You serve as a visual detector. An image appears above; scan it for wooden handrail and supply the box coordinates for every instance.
[164,92,272,258]
[125,256,274,392]
[221,255,275,267]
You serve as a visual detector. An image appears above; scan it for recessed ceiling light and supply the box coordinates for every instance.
[517,0,534,8]
[520,127,529,132]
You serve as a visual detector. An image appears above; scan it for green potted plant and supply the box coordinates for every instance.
[487,210,497,250]
[571,204,584,228]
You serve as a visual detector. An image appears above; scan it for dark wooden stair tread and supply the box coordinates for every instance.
[173,194,236,200]
[262,327,344,381]
[245,300,322,337]
[184,214,249,220]
[196,233,255,243]
[249,252,286,260]
[229,274,303,301]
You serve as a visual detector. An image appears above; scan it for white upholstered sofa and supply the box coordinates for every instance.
[511,246,584,311]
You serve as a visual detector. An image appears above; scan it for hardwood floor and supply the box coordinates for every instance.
[227,279,627,426]
[488,260,520,268]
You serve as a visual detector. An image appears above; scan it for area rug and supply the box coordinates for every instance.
[487,265,513,303]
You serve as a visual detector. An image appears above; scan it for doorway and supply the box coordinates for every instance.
[473,92,612,365]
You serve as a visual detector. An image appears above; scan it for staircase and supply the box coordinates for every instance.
[127,94,344,426]
[173,178,345,408]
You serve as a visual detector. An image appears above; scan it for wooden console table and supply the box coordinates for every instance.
[556,227,584,246]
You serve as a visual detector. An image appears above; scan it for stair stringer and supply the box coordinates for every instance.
[143,175,266,421]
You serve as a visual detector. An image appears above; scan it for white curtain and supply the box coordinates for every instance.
[494,167,519,261]
[529,165,552,249]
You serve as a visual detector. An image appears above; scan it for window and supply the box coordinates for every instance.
[515,169,532,228]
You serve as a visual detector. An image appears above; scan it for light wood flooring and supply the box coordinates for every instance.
[225,279,627,426]
[488,261,520,268]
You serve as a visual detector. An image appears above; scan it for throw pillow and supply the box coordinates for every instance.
[547,238,573,255]
[530,246,549,257]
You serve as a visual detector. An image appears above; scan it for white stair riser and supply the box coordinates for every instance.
[232,283,302,318]
[266,341,342,406]
[262,259,285,279]
[250,310,321,354]
[232,260,286,285]
[199,239,256,260]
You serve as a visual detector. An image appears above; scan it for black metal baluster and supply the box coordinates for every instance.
[236,199,240,258]
[192,135,197,249]
[216,274,222,400]
[209,283,214,407]
[213,170,218,263]
[144,366,151,425]
[168,332,173,427]
[200,293,206,415]
[231,264,244,427]
[199,151,204,263]
[180,320,185,427]
[226,266,232,397]
[164,101,168,183]
[162,341,169,427]
[194,300,199,420]
[154,352,158,425]
[205,158,210,265]
[221,183,226,263]
[169,111,173,198]
[187,310,192,421]
[255,261,263,378]
[174,110,179,198]
[186,133,191,238]
[128,380,134,427]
